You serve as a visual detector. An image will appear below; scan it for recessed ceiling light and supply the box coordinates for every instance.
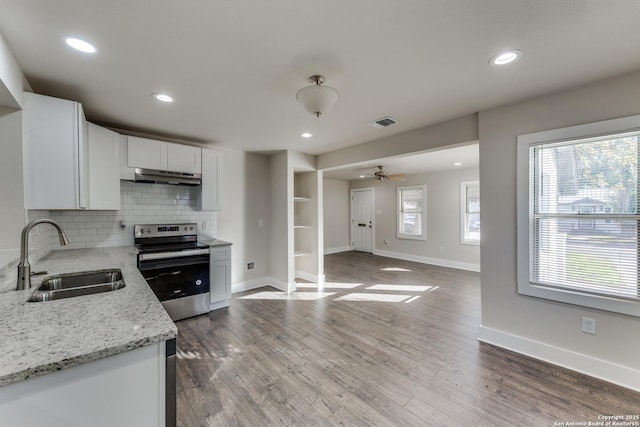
[64,37,96,54]
[301,132,312,138]
[152,93,175,103]
[454,162,462,166]
[489,49,523,67]
[359,175,365,178]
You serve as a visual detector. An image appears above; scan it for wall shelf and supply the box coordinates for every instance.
[294,251,311,257]
[294,225,311,229]
[294,197,310,202]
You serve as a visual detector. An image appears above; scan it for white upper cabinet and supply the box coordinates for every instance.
[127,136,201,174]
[23,92,88,210]
[127,136,168,171]
[167,143,201,174]
[197,149,222,211]
[87,123,120,210]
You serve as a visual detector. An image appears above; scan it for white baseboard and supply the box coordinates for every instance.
[233,276,297,294]
[295,270,318,283]
[479,325,640,392]
[232,277,272,294]
[373,249,480,272]
[324,246,351,255]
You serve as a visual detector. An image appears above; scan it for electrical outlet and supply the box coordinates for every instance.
[246,261,255,271]
[202,221,207,229]
[259,219,264,227]
[581,317,596,335]
[439,246,444,252]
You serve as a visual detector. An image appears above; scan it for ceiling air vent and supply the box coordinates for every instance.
[368,116,398,128]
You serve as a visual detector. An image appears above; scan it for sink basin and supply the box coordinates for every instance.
[28,269,125,302]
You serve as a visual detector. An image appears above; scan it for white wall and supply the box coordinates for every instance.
[0,31,26,109]
[479,70,640,389]
[350,167,480,271]
[269,151,293,289]
[216,148,271,286]
[323,178,350,253]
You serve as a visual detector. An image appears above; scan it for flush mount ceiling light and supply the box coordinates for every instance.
[453,162,462,166]
[296,75,339,118]
[301,132,313,138]
[64,37,96,54]
[489,49,523,67]
[152,92,175,103]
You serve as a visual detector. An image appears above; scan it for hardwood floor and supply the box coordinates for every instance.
[176,252,640,426]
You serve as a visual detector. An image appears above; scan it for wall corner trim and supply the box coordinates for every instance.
[478,325,640,393]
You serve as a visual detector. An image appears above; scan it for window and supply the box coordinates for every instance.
[517,114,640,316]
[397,185,426,240]
[461,181,480,245]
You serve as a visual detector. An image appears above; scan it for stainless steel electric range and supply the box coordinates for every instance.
[135,223,210,321]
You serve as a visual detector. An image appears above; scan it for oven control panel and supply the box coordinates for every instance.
[134,223,197,238]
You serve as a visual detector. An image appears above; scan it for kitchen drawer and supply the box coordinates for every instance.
[211,246,231,261]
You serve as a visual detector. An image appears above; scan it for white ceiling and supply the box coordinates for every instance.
[323,143,479,181]
[1,1,640,156]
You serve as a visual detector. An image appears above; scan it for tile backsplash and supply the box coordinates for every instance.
[48,181,218,249]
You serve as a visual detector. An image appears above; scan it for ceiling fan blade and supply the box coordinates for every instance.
[389,174,406,181]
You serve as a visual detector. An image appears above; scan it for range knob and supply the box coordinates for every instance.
[189,226,194,231]
[146,228,151,234]
[139,229,144,234]
[184,226,187,231]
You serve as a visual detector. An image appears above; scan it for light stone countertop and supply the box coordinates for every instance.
[198,236,232,247]
[0,246,177,387]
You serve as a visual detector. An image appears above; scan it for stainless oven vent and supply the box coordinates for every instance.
[134,168,201,186]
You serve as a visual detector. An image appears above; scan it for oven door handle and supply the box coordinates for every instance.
[139,249,210,261]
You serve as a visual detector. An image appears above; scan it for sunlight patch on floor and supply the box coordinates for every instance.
[367,284,433,292]
[239,291,336,300]
[404,296,420,303]
[335,293,414,303]
[380,267,412,272]
[296,282,363,289]
[177,350,202,360]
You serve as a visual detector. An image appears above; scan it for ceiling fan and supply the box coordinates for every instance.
[367,165,406,182]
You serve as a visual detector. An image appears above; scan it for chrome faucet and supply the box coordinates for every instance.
[16,219,70,290]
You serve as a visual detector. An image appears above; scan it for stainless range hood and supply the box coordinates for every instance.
[134,168,201,186]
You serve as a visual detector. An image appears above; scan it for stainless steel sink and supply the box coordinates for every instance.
[27,269,126,302]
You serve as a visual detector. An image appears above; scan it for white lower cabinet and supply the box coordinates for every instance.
[210,245,231,308]
[0,343,166,427]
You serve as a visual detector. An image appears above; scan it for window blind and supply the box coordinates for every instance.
[529,131,640,301]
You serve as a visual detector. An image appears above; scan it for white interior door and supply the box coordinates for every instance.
[351,189,374,253]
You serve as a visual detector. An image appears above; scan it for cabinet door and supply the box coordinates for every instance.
[197,149,222,211]
[127,136,167,170]
[210,260,231,303]
[167,142,202,174]
[87,123,120,210]
[23,92,84,209]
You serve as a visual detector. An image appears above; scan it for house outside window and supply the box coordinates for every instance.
[397,185,426,240]
[517,114,640,317]
[461,180,480,245]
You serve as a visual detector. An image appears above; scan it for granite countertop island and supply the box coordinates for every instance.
[0,246,177,387]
